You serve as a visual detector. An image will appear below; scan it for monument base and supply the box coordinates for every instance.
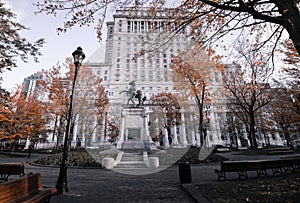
[117,106,154,150]
[121,141,153,149]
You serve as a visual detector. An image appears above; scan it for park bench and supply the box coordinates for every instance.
[0,173,57,203]
[215,158,300,180]
[0,162,25,182]
[267,150,294,155]
[215,160,248,180]
[265,146,292,151]
[266,146,294,155]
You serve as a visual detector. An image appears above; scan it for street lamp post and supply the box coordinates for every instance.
[56,47,85,194]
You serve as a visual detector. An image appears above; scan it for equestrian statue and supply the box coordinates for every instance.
[119,81,146,106]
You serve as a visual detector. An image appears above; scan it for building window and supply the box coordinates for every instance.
[134,21,137,33]
[141,21,144,32]
[127,21,131,32]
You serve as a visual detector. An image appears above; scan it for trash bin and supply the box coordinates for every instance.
[178,162,192,183]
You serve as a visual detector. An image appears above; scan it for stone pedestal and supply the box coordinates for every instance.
[117,107,153,149]
[148,157,159,168]
[102,157,115,169]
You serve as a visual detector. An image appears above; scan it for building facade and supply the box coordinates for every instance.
[86,8,229,147]
[92,8,192,110]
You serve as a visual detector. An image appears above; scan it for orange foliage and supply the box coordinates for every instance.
[0,87,48,143]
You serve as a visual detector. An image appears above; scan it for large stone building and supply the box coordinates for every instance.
[87,8,192,111]
[85,8,230,147]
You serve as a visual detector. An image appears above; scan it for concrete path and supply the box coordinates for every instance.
[1,150,300,203]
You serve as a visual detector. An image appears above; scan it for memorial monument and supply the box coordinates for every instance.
[117,81,154,149]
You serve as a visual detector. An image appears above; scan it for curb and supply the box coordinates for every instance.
[28,162,103,169]
[180,183,211,203]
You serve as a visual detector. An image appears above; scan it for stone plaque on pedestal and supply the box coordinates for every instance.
[127,128,140,140]
[117,106,153,149]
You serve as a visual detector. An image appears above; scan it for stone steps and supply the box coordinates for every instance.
[114,161,147,168]
[121,153,144,161]
[114,152,147,169]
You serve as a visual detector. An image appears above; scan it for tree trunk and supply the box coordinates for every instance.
[249,111,258,149]
[198,87,206,146]
[199,110,204,146]
[276,0,300,55]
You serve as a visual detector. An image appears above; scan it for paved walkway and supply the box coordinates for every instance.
[1,150,300,203]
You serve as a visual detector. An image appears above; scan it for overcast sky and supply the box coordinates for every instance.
[1,0,105,91]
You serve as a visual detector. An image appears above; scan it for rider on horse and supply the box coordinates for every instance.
[119,81,146,106]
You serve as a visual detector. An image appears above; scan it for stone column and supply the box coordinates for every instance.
[91,116,97,144]
[24,135,30,150]
[143,111,152,142]
[117,109,126,148]
[172,119,179,146]
[242,126,250,146]
[81,124,86,148]
[180,108,188,147]
[194,114,201,147]
[163,127,170,148]
[72,114,78,142]
[100,115,106,143]
[189,113,196,146]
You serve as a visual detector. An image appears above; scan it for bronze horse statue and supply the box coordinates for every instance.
[119,81,146,106]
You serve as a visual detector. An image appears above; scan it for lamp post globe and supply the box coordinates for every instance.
[56,47,85,194]
[72,46,85,66]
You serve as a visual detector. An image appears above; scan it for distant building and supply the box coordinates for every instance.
[22,71,46,102]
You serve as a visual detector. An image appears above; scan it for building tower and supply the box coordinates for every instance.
[89,8,192,114]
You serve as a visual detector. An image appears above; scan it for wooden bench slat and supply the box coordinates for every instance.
[0,173,57,203]
[7,189,57,203]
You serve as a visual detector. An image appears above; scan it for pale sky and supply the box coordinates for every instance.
[1,0,287,91]
[1,0,106,91]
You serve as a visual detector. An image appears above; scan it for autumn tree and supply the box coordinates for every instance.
[149,92,181,139]
[0,88,12,141]
[262,87,299,146]
[170,44,223,146]
[34,1,300,58]
[149,92,181,123]
[0,87,48,153]
[38,64,71,148]
[280,39,300,114]
[72,62,109,145]
[39,58,109,148]
[223,41,274,149]
[266,39,300,145]
[0,2,44,72]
